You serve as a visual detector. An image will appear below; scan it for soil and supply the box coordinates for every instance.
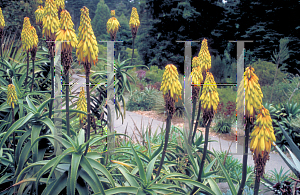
[131,110,249,145]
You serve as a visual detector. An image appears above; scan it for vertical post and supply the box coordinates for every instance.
[54,41,63,159]
[176,40,200,146]
[99,40,123,159]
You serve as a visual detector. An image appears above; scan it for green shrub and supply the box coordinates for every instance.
[145,65,165,84]
[213,118,232,133]
[126,87,160,111]
[250,59,287,87]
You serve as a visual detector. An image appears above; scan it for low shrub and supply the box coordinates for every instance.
[126,87,160,111]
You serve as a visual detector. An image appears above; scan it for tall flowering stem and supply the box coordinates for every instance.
[43,0,59,119]
[188,56,202,144]
[250,106,276,194]
[236,66,263,195]
[129,7,140,66]
[76,6,98,155]
[192,71,219,194]
[30,26,38,92]
[106,10,120,41]
[21,17,32,87]
[0,8,5,63]
[56,9,78,136]
[191,39,211,142]
[156,64,182,177]
[7,84,18,162]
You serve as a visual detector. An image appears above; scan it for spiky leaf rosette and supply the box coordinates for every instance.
[35,6,44,26]
[56,9,78,74]
[76,6,98,74]
[160,64,182,116]
[21,17,32,53]
[250,106,275,180]
[237,66,263,123]
[30,26,38,61]
[106,18,120,41]
[129,7,140,39]
[191,66,203,99]
[199,72,219,125]
[43,0,59,56]
[0,8,5,30]
[7,84,18,109]
[77,87,87,124]
[198,38,211,74]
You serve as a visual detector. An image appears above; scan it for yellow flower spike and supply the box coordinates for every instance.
[76,6,98,70]
[0,8,5,30]
[106,10,120,41]
[77,87,87,124]
[7,84,18,109]
[30,26,39,49]
[199,72,219,123]
[129,7,140,30]
[35,6,44,25]
[191,66,203,86]
[160,64,182,116]
[21,17,32,52]
[237,66,263,123]
[42,0,59,40]
[198,39,211,73]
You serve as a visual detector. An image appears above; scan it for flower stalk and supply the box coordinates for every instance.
[156,64,182,177]
[7,84,18,161]
[21,17,32,88]
[129,7,140,66]
[192,71,219,194]
[43,0,59,119]
[191,39,211,143]
[236,66,263,195]
[30,26,38,92]
[56,9,78,136]
[250,106,276,194]
[76,6,98,155]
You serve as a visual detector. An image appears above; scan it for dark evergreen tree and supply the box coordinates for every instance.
[91,0,110,41]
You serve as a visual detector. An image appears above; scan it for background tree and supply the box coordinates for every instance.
[92,0,110,41]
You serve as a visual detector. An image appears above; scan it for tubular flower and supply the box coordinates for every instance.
[7,84,18,109]
[129,7,140,39]
[21,17,32,52]
[237,66,263,123]
[76,6,98,73]
[250,106,276,179]
[0,8,5,30]
[160,64,182,116]
[198,38,211,74]
[56,9,78,74]
[42,0,59,40]
[199,72,219,124]
[111,10,115,17]
[35,6,44,26]
[30,26,38,60]
[106,10,120,40]
[77,87,87,124]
